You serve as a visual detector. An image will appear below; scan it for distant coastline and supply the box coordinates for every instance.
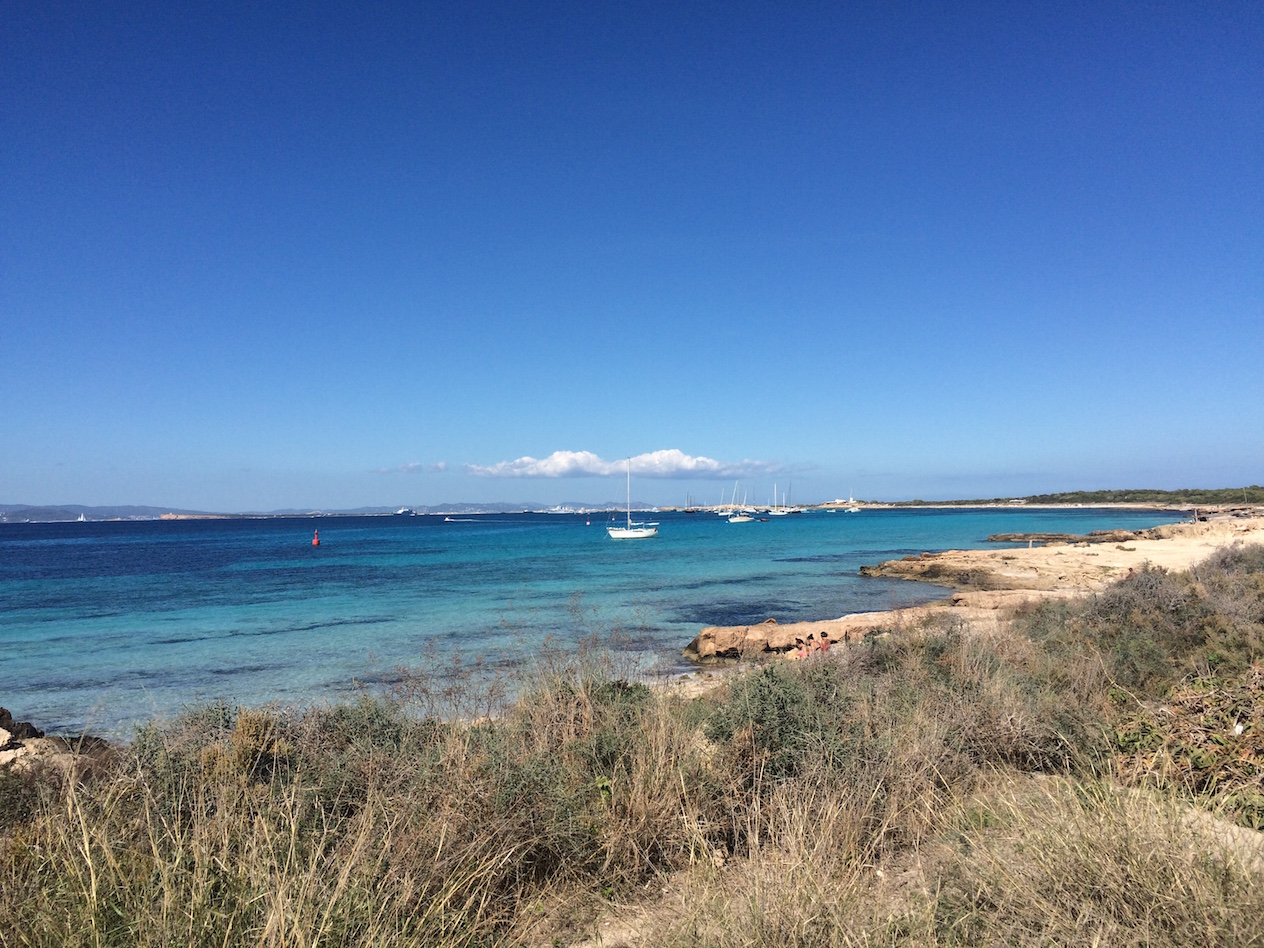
[4,486,1262,523]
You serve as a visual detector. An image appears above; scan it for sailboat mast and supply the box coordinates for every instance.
[626,458,632,527]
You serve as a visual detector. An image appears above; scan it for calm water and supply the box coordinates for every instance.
[0,507,1184,736]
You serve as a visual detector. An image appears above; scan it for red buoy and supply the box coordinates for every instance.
[312,529,320,547]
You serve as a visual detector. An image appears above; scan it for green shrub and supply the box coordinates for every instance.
[705,660,855,783]
[1021,548,1264,699]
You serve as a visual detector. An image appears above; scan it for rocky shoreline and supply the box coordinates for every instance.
[684,510,1264,663]
[0,707,111,773]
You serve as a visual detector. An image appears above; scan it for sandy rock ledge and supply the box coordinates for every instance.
[684,511,1264,663]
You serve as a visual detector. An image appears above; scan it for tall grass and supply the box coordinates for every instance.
[3,544,1263,946]
[0,651,721,946]
[925,778,1264,947]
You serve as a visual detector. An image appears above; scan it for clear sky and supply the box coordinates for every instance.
[3,2,1261,510]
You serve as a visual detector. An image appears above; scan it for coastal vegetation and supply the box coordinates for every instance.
[1020,486,1264,506]
[887,486,1264,507]
[3,546,1264,945]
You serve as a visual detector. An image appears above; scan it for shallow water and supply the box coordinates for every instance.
[0,507,1184,736]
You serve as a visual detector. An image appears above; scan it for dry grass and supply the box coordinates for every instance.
[3,545,1264,946]
[628,775,1264,948]
[1115,663,1264,828]
[924,777,1264,947]
[0,652,719,947]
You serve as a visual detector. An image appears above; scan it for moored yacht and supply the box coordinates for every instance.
[608,458,658,539]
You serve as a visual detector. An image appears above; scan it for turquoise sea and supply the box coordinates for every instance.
[0,507,1185,737]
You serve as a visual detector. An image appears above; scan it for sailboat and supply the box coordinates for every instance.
[768,483,790,516]
[607,458,658,539]
[716,481,740,517]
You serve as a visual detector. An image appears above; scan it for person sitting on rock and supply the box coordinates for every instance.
[818,631,832,653]
[789,637,807,660]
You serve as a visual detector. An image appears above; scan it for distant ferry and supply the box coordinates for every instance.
[394,507,416,516]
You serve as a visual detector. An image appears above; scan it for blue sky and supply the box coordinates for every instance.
[3,2,1261,510]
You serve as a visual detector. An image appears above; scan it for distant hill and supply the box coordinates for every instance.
[256,504,543,515]
[337,502,644,515]
[0,500,644,523]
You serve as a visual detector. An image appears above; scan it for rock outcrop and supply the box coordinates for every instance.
[0,708,44,741]
[685,610,918,662]
[984,529,1140,545]
[0,709,110,773]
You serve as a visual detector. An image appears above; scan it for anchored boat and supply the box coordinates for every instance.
[607,458,658,539]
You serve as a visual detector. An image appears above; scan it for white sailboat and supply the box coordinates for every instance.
[768,483,790,516]
[607,458,658,539]
[716,481,741,517]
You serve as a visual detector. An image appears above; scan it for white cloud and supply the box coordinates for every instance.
[464,449,782,479]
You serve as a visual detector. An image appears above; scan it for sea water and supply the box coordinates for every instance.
[0,507,1185,736]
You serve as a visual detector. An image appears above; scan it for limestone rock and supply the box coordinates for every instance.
[0,709,110,773]
[0,734,113,772]
[684,615,878,662]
